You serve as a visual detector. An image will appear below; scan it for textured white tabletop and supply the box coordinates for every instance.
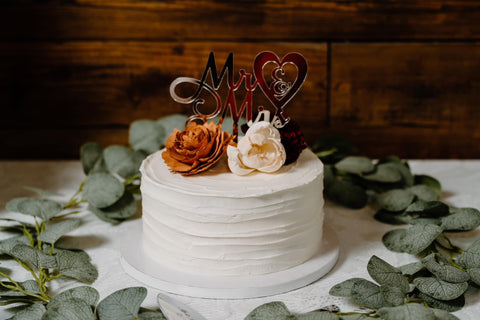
[1,160,480,319]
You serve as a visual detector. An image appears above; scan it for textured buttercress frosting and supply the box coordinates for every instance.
[140,148,324,276]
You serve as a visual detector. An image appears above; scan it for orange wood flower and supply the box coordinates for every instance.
[162,121,233,176]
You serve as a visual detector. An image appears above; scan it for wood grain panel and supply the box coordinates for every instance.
[1,1,480,41]
[330,43,480,158]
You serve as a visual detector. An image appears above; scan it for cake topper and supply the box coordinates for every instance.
[169,51,308,138]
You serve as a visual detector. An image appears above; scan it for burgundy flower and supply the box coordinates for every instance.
[278,119,307,165]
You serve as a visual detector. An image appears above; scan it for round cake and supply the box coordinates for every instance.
[140,148,325,276]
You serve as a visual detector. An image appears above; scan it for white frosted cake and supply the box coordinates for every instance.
[140,148,324,276]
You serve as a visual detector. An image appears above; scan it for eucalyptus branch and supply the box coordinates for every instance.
[64,178,86,209]
[0,271,49,303]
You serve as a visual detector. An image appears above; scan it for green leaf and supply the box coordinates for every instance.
[38,219,80,244]
[329,278,364,297]
[376,189,415,212]
[156,114,188,147]
[0,235,30,255]
[324,165,334,188]
[0,280,41,297]
[217,116,247,136]
[421,254,469,283]
[297,312,339,320]
[406,201,449,218]
[103,146,146,179]
[10,244,57,268]
[89,190,137,224]
[334,156,374,175]
[6,198,30,212]
[244,301,291,320]
[325,180,368,209]
[467,268,480,286]
[457,238,480,269]
[414,175,442,198]
[374,210,410,225]
[399,262,424,276]
[417,292,465,312]
[339,315,371,320]
[41,298,95,320]
[384,224,443,255]
[382,229,408,253]
[56,250,98,283]
[367,256,410,293]
[9,303,45,320]
[380,285,405,306]
[138,310,167,320]
[129,120,166,154]
[432,308,460,320]
[362,163,402,183]
[351,279,384,309]
[407,185,439,202]
[440,207,480,231]
[83,172,124,208]
[97,287,147,320]
[413,277,468,300]
[47,286,99,310]
[80,142,104,175]
[24,187,61,198]
[15,198,63,221]
[377,303,435,320]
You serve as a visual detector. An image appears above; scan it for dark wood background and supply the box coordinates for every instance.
[1,0,479,159]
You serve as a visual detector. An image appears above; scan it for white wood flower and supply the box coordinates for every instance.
[227,121,286,175]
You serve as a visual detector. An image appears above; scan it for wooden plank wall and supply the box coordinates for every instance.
[1,0,479,159]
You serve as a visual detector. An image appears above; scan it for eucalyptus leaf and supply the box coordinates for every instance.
[334,156,374,175]
[96,287,147,320]
[16,198,63,221]
[413,277,468,300]
[103,145,146,179]
[83,172,124,209]
[297,312,339,320]
[329,278,364,297]
[362,163,402,183]
[129,120,166,154]
[374,210,410,225]
[80,142,104,175]
[440,207,480,231]
[10,244,57,268]
[218,116,247,136]
[414,175,442,198]
[47,286,99,310]
[325,180,368,209]
[377,161,414,187]
[9,303,45,320]
[156,114,188,146]
[380,285,405,306]
[367,256,410,293]
[399,262,424,276]
[41,297,95,320]
[382,229,407,253]
[417,292,465,312]
[407,185,439,202]
[0,235,30,255]
[55,250,98,283]
[376,189,415,212]
[432,308,460,320]
[6,197,30,212]
[244,301,291,320]
[421,254,470,283]
[339,315,371,320]
[324,165,334,188]
[387,224,443,255]
[457,238,480,269]
[38,219,80,244]
[406,201,449,218]
[351,279,384,309]
[138,311,167,320]
[0,280,41,297]
[89,190,137,224]
[377,303,435,320]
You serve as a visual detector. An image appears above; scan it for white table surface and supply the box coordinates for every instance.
[1,160,480,319]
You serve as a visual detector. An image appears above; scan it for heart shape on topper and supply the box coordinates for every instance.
[253,51,308,114]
